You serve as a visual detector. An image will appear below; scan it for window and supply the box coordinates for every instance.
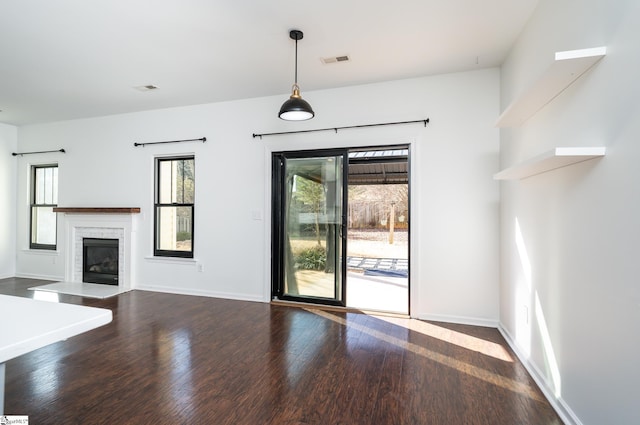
[30,164,58,250]
[154,156,195,258]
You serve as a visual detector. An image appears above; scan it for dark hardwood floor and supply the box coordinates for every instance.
[1,277,563,424]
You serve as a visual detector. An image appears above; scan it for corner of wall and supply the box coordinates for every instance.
[497,322,584,425]
[0,123,18,278]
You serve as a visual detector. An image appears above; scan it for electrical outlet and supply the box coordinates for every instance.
[197,263,204,273]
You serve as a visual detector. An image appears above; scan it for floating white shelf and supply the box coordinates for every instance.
[496,47,607,127]
[494,147,606,180]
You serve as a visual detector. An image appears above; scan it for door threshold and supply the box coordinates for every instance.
[270,299,410,319]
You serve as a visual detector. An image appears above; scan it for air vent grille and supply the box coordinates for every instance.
[134,85,159,92]
[322,55,350,64]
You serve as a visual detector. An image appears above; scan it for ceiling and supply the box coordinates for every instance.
[349,149,408,185]
[290,149,409,186]
[0,0,538,126]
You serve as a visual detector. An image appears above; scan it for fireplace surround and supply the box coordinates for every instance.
[55,207,139,291]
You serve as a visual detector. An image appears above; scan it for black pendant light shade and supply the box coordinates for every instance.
[279,85,314,120]
[279,30,314,121]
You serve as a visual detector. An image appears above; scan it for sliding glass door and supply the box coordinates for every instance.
[272,150,347,306]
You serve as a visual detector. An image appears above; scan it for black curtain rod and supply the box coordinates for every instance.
[252,118,429,139]
[12,148,65,157]
[133,137,206,147]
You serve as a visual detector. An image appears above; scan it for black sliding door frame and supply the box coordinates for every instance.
[272,143,411,314]
[272,148,349,307]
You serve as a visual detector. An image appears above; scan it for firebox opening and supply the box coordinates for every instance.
[83,238,119,285]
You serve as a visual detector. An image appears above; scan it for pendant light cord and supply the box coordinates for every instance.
[294,37,298,86]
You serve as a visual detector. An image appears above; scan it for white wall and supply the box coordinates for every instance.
[15,68,500,322]
[0,123,18,278]
[499,1,640,424]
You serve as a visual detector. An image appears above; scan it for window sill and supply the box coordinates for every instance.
[144,256,198,265]
[22,249,60,256]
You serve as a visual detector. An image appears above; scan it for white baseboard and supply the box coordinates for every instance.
[0,273,16,280]
[15,272,63,281]
[498,324,582,425]
[415,312,499,328]
[134,283,265,303]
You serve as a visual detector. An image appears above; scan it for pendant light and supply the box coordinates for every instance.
[279,29,315,121]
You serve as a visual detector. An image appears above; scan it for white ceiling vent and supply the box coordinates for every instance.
[134,85,159,92]
[321,55,350,64]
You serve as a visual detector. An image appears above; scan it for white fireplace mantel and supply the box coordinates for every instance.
[57,209,139,291]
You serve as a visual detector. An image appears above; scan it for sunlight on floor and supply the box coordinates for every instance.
[32,290,60,303]
[293,270,408,314]
[346,272,408,314]
[376,316,513,362]
[307,308,543,402]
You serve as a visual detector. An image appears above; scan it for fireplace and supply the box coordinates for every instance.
[57,208,138,290]
[83,238,119,285]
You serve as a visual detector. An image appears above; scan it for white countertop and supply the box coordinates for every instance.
[0,294,113,363]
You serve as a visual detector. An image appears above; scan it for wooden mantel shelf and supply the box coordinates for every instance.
[53,207,141,214]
